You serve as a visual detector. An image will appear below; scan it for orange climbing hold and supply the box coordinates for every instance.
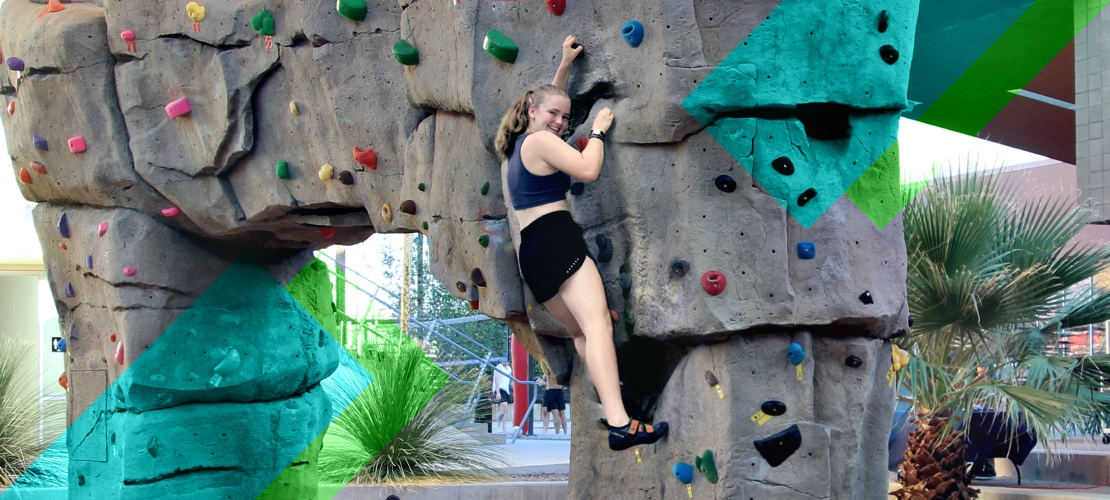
[59,242,67,250]
[6,100,14,115]
[36,0,65,19]
[30,161,47,175]
[352,146,378,170]
[58,373,68,391]
[18,167,31,185]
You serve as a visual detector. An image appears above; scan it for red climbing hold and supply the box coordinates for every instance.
[59,242,67,250]
[114,341,125,365]
[110,333,116,342]
[98,222,108,237]
[320,228,337,238]
[576,136,588,151]
[701,270,726,296]
[545,0,565,16]
[161,207,180,217]
[610,309,619,322]
[30,161,46,175]
[468,299,479,310]
[18,167,31,185]
[58,373,68,391]
[352,146,378,170]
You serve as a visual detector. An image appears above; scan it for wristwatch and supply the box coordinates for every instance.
[589,129,606,141]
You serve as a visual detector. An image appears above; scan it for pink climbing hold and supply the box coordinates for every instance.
[98,222,108,237]
[122,266,137,276]
[165,97,192,118]
[161,207,180,217]
[701,270,726,296]
[114,341,125,365]
[121,30,137,52]
[68,136,86,153]
[320,228,337,238]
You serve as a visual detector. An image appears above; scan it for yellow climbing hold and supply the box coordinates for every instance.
[891,344,909,372]
[186,2,205,22]
[318,163,334,181]
[289,100,299,116]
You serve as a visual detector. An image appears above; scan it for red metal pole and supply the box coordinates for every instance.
[511,334,529,432]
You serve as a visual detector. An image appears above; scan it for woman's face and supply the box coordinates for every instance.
[529,95,571,136]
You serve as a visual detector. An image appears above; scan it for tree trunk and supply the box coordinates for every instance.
[891,415,978,500]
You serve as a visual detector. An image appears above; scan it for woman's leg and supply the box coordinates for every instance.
[551,258,630,428]
[543,296,588,362]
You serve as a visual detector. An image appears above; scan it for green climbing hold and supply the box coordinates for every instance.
[624,309,634,325]
[418,182,425,191]
[421,221,428,230]
[392,39,419,65]
[478,234,489,248]
[481,181,490,195]
[483,29,519,64]
[251,9,275,36]
[336,0,367,22]
[275,160,290,179]
[695,450,718,484]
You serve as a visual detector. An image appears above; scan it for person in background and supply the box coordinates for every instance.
[492,360,514,433]
[536,372,568,434]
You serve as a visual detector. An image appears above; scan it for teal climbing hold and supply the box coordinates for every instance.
[483,29,519,64]
[275,160,290,180]
[336,0,367,22]
[622,21,644,47]
[392,40,419,65]
[788,342,806,366]
[672,462,694,484]
[695,450,718,484]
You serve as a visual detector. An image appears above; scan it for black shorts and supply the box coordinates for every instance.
[498,388,513,404]
[519,211,595,303]
[543,388,566,411]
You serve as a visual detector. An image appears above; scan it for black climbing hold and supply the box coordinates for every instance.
[908,315,914,328]
[704,370,718,387]
[387,496,401,500]
[797,188,817,207]
[338,171,355,185]
[761,400,786,416]
[456,281,467,293]
[399,200,416,215]
[880,45,899,64]
[570,182,585,195]
[1104,435,1110,445]
[470,268,486,287]
[595,234,613,263]
[311,260,327,271]
[78,475,85,486]
[771,156,795,176]
[714,174,736,193]
[670,259,690,279]
[754,424,802,467]
[845,355,863,368]
[859,290,874,304]
[878,10,889,33]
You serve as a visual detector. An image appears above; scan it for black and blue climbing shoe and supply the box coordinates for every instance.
[607,419,669,451]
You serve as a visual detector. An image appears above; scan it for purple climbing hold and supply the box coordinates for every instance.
[57,212,69,238]
[6,57,24,71]
[859,290,874,304]
[64,282,74,297]
[797,242,815,260]
[33,135,48,151]
[86,254,93,269]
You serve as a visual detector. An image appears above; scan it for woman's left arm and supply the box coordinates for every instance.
[552,35,583,90]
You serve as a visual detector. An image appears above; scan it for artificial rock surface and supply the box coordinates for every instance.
[3,0,919,498]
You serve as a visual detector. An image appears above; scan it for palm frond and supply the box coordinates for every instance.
[0,339,66,487]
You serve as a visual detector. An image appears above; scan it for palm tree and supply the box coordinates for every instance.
[0,338,65,487]
[892,166,1110,499]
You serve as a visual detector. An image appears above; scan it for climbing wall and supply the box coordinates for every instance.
[3,0,918,498]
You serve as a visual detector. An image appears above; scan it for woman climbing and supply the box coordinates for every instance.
[494,35,669,451]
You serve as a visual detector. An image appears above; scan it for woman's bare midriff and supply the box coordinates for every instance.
[516,199,571,230]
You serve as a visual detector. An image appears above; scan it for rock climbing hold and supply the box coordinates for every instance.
[595,234,613,263]
[470,268,486,287]
[85,254,93,269]
[210,348,241,387]
[545,0,565,16]
[859,290,874,304]
[165,97,192,118]
[318,163,334,181]
[878,10,889,33]
[392,40,420,65]
[456,281,467,293]
[7,100,15,116]
[161,207,180,217]
[421,221,428,230]
[880,45,899,64]
[6,57,23,71]
[275,160,290,180]
[670,259,690,279]
[695,450,718,483]
[797,188,817,207]
[622,20,645,47]
[761,400,786,416]
[58,372,68,391]
[771,156,795,176]
[289,100,300,116]
[399,200,416,215]
[17,167,31,185]
[908,315,914,328]
[114,341,124,365]
[353,146,378,170]
[381,203,393,223]
[478,234,489,248]
[68,136,86,154]
[704,371,718,387]
[569,182,584,196]
[672,462,693,484]
[715,174,737,193]
[797,242,815,260]
[609,309,619,322]
[121,30,137,52]
[483,29,519,64]
[337,0,368,22]
[77,475,85,487]
[320,228,336,238]
[481,181,490,195]
[417,182,425,191]
[30,161,46,175]
[386,496,400,500]
[123,266,137,276]
[845,355,863,368]
[576,136,588,151]
[147,437,161,458]
[624,309,634,325]
[110,333,116,342]
[787,342,806,366]
[36,0,65,19]
[469,299,479,310]
[754,424,802,467]
[57,338,67,353]
[701,270,726,296]
[33,135,48,151]
[186,2,205,32]
[57,213,69,238]
[338,171,354,185]
[59,242,67,250]
[619,268,632,294]
[251,9,276,50]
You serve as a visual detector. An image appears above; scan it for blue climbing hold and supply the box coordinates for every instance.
[622,20,644,47]
[57,338,67,352]
[64,282,75,298]
[787,342,805,366]
[86,254,93,270]
[57,213,69,238]
[797,242,815,260]
[33,135,48,151]
[672,462,694,484]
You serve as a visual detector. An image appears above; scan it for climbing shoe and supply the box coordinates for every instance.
[607,419,669,451]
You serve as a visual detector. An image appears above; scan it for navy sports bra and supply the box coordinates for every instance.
[507,133,571,210]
